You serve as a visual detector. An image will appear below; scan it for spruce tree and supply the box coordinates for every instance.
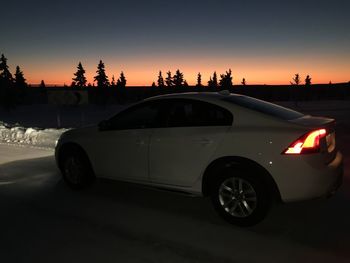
[157,71,164,87]
[111,75,116,87]
[290,73,300,86]
[40,80,46,88]
[94,60,110,87]
[172,69,184,87]
[196,72,202,87]
[305,75,311,86]
[208,71,218,89]
[165,71,173,87]
[0,54,15,108]
[219,69,233,88]
[72,62,87,87]
[116,71,127,88]
[14,66,27,88]
[212,71,218,87]
[290,73,300,106]
[241,78,246,86]
[208,77,213,87]
[0,54,13,83]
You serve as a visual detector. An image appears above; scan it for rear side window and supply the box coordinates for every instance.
[222,95,304,120]
[166,99,233,127]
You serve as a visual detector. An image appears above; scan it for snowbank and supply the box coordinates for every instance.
[0,122,67,148]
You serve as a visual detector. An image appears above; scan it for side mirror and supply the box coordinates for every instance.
[98,120,111,131]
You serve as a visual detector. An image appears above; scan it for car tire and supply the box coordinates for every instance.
[211,168,270,226]
[60,148,95,189]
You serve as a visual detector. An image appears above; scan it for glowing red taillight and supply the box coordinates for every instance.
[283,129,327,154]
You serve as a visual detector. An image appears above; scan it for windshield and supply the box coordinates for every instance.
[222,95,304,120]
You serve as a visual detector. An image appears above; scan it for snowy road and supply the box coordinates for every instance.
[0,142,349,263]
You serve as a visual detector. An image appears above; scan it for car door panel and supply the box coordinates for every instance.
[150,126,229,186]
[91,129,152,181]
[88,100,163,182]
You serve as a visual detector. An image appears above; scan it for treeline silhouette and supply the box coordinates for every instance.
[1,53,349,107]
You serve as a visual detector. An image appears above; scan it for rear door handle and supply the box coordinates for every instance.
[196,138,213,145]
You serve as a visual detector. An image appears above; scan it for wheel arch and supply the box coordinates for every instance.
[201,156,281,202]
[56,142,94,173]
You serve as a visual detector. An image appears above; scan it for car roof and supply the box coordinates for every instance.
[144,91,243,104]
[144,91,305,121]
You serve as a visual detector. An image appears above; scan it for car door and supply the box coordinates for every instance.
[91,101,162,182]
[149,99,233,186]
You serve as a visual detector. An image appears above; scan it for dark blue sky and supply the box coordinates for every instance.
[2,0,350,85]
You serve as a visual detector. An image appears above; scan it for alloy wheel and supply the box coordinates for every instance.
[218,177,257,218]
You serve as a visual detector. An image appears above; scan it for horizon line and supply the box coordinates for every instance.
[27,82,349,87]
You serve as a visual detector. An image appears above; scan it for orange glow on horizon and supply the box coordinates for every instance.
[24,68,350,86]
[12,53,350,86]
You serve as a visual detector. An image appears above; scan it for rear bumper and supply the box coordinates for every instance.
[274,151,344,202]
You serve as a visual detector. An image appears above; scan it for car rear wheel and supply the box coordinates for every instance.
[211,169,270,226]
[61,148,95,189]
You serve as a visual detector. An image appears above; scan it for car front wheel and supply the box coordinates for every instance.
[61,148,95,189]
[211,169,270,226]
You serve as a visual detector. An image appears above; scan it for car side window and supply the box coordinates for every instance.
[108,101,163,130]
[166,99,233,127]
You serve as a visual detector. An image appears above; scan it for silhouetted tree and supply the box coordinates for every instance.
[40,80,46,88]
[72,62,87,87]
[165,71,173,87]
[196,72,202,87]
[116,71,127,88]
[157,71,164,87]
[208,71,218,89]
[14,66,27,88]
[94,60,109,87]
[290,73,300,106]
[172,69,184,87]
[303,75,312,101]
[0,54,15,108]
[208,77,213,87]
[241,78,246,86]
[213,71,218,87]
[151,81,156,88]
[13,65,28,104]
[219,69,233,88]
[305,75,311,87]
[183,80,189,87]
[0,54,13,83]
[111,75,116,87]
[290,73,300,86]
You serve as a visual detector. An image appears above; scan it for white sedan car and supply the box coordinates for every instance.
[55,92,343,226]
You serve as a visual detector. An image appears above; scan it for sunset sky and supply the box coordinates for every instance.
[2,0,350,86]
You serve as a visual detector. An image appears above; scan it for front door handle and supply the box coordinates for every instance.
[136,139,146,146]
